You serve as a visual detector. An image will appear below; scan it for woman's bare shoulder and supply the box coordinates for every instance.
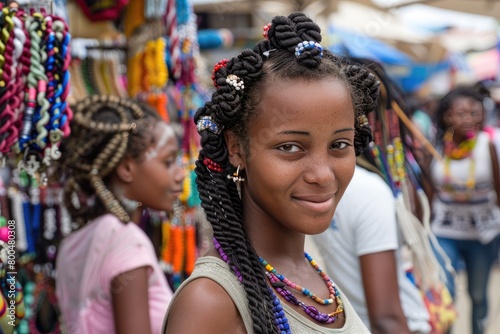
[165,277,246,334]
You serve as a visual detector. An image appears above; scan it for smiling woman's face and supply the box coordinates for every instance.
[232,77,356,235]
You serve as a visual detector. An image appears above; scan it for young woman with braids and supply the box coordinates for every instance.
[54,95,185,334]
[164,12,379,334]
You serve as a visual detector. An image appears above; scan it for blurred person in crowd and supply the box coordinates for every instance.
[420,85,500,334]
[312,164,431,334]
[481,85,500,157]
[54,96,185,334]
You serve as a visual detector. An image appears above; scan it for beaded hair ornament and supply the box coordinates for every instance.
[197,59,234,174]
[295,40,323,58]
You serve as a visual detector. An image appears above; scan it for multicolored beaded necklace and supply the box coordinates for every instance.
[443,129,477,160]
[214,238,291,333]
[214,238,344,332]
[261,253,344,324]
[442,130,477,200]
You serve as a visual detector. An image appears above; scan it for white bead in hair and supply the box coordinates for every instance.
[226,74,245,91]
[358,115,369,126]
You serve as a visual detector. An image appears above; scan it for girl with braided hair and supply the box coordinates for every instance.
[164,12,379,334]
[54,95,185,334]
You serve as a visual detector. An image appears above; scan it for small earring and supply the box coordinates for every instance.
[227,165,245,183]
[120,197,142,213]
[227,165,245,199]
[71,191,81,209]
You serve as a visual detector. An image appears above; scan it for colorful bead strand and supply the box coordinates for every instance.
[184,222,196,276]
[261,252,344,324]
[266,271,341,325]
[260,253,343,307]
[0,8,17,156]
[213,237,242,283]
[213,238,291,333]
[165,0,181,79]
[443,129,477,160]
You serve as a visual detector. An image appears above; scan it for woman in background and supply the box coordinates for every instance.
[55,96,184,334]
[423,86,500,334]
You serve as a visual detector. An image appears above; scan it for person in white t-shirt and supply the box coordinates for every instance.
[312,165,431,334]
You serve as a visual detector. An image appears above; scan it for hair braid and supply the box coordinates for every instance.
[342,64,380,154]
[217,181,277,333]
[195,154,277,333]
[231,50,264,81]
[213,179,275,333]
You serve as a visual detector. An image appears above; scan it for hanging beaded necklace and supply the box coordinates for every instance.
[260,253,344,324]
[442,130,477,200]
[443,129,477,160]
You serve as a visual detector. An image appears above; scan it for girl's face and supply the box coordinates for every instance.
[127,122,185,212]
[445,96,483,136]
[232,78,356,236]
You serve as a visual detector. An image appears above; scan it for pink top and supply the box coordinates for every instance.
[56,214,172,334]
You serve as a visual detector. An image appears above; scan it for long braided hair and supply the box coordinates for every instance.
[195,13,379,333]
[55,95,161,227]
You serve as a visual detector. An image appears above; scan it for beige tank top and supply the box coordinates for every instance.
[164,256,371,333]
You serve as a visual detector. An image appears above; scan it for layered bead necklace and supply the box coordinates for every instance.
[260,253,344,324]
[214,236,345,332]
[442,130,477,200]
[214,238,291,333]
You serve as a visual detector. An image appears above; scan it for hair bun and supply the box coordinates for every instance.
[267,15,301,52]
[344,65,380,114]
[267,13,324,68]
[288,12,321,43]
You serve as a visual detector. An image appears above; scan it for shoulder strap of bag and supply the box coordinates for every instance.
[487,134,500,206]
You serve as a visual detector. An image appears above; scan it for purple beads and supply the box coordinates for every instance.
[213,237,291,333]
[213,237,243,282]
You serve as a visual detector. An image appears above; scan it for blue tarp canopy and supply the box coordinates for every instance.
[328,25,450,93]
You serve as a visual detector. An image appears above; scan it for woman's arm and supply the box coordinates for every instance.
[360,250,411,334]
[165,278,246,334]
[112,266,152,334]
